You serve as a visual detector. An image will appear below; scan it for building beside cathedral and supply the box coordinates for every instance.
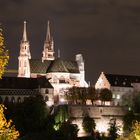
[95,72,140,106]
[18,21,88,103]
[0,76,54,106]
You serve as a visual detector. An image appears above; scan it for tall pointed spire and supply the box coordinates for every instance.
[18,21,31,78]
[22,21,27,41]
[46,20,51,42]
[42,20,55,61]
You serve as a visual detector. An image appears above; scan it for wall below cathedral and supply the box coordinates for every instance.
[68,105,128,137]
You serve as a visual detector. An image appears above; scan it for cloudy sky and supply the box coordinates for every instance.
[1,0,140,84]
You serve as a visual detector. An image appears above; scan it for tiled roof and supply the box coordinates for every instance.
[105,73,140,87]
[29,58,79,74]
[48,59,79,73]
[0,77,53,89]
[29,59,52,74]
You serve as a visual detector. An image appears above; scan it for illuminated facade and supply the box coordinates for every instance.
[0,77,54,106]
[18,21,88,103]
[95,72,140,106]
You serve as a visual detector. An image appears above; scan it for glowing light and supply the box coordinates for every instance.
[60,98,65,103]
[46,100,53,106]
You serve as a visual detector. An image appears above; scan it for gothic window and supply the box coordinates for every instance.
[17,97,21,103]
[45,89,49,94]
[11,97,15,103]
[45,96,48,102]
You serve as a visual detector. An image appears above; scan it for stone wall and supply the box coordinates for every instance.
[68,105,128,137]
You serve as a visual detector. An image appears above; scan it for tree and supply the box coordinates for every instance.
[66,87,88,105]
[0,28,9,78]
[0,104,19,140]
[87,86,97,105]
[100,88,112,105]
[10,95,49,136]
[54,105,69,130]
[123,110,136,132]
[82,114,96,136]
[133,92,140,113]
[59,121,79,138]
[108,118,119,140]
[117,121,140,140]
[78,87,87,105]
[66,87,79,104]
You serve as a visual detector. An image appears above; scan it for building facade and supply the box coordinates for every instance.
[95,72,140,106]
[0,77,54,106]
[18,21,88,103]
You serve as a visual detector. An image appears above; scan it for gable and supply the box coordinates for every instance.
[95,72,111,89]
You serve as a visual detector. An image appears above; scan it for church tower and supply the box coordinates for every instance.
[76,54,88,87]
[18,21,31,78]
[42,21,55,61]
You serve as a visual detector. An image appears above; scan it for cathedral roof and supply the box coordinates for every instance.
[29,58,79,74]
[0,77,53,89]
[29,59,52,74]
[105,73,140,87]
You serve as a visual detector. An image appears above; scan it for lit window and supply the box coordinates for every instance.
[112,94,115,98]
[116,94,120,99]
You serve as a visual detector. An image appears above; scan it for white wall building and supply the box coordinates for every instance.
[95,72,140,106]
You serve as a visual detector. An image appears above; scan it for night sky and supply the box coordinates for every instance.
[1,0,140,84]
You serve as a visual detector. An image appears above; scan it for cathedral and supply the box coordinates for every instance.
[18,21,88,103]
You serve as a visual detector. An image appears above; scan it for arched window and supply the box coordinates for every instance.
[11,97,15,103]
[45,96,48,102]
[45,89,49,94]
[17,97,21,103]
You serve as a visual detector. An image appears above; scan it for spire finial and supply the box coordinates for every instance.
[23,21,27,41]
[46,20,51,41]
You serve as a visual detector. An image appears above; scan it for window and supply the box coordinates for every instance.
[116,94,120,99]
[45,96,48,102]
[45,89,49,94]
[17,97,21,103]
[112,94,115,98]
[11,97,15,103]
[59,76,65,83]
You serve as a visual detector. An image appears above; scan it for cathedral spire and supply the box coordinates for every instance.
[22,21,28,42]
[18,21,31,78]
[42,21,55,61]
[46,20,51,42]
